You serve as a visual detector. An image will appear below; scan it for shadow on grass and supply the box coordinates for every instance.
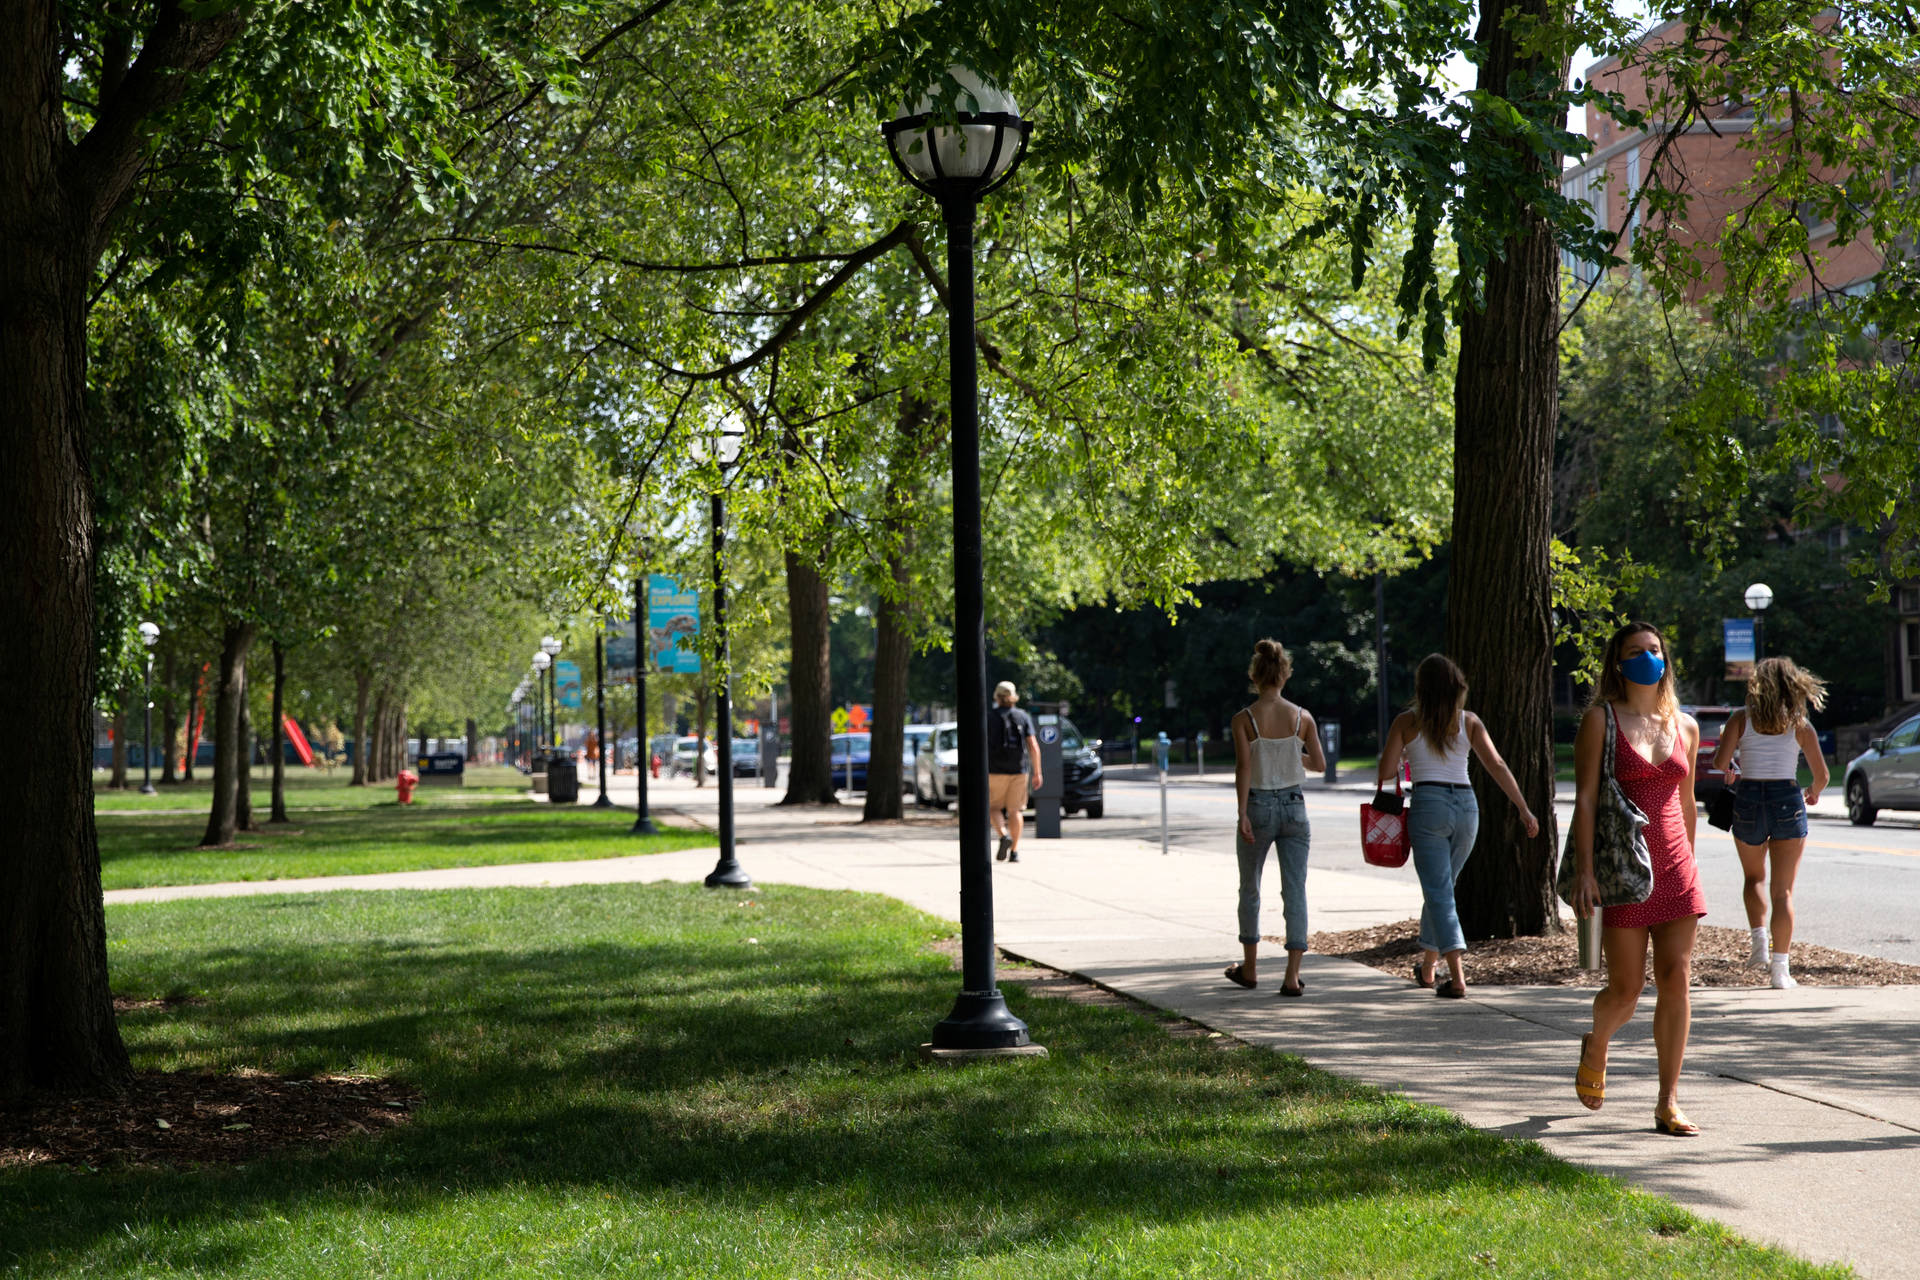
[2,884,1824,1277]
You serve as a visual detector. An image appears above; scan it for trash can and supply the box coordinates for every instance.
[546,753,580,804]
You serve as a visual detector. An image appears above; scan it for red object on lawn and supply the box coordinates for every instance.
[282,715,316,766]
[395,770,418,804]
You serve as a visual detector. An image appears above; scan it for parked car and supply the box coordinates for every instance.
[1681,703,1738,798]
[1844,710,1920,826]
[913,715,1104,818]
[669,735,718,778]
[902,724,935,793]
[730,736,776,780]
[829,732,871,792]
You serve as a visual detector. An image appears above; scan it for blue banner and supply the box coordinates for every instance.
[605,619,637,685]
[1724,618,1756,681]
[554,659,583,708]
[648,574,701,673]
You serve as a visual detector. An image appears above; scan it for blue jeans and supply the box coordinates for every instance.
[1408,786,1479,956]
[1237,787,1311,949]
[1731,778,1808,844]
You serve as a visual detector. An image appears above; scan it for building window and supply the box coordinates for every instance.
[1897,585,1920,614]
[1559,165,1608,285]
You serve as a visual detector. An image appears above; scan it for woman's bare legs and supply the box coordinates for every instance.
[1736,838,1770,928]
[1767,838,1806,957]
[1649,916,1699,1124]
[1580,924,1648,1110]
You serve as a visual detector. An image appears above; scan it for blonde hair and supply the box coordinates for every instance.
[1247,638,1292,691]
[1746,657,1826,735]
[1593,621,1679,727]
[1411,654,1468,753]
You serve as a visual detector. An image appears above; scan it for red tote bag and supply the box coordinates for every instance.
[1360,775,1410,868]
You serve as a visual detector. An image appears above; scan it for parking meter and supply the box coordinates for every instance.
[1319,719,1341,784]
[1030,703,1064,839]
[1195,730,1207,776]
[759,722,779,788]
[1153,731,1172,855]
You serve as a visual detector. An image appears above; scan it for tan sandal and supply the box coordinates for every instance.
[1575,1033,1606,1111]
[1654,1107,1701,1137]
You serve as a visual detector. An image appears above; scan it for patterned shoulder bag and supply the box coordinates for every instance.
[1556,703,1654,909]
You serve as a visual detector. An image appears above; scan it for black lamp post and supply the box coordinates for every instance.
[532,650,552,757]
[631,574,657,835]
[542,635,563,752]
[700,422,751,890]
[1746,582,1773,664]
[138,621,160,794]
[594,626,613,807]
[882,66,1037,1053]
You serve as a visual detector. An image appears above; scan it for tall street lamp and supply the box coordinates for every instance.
[1745,582,1774,663]
[631,574,657,835]
[532,651,553,752]
[137,621,160,795]
[696,421,751,890]
[593,622,614,808]
[882,66,1039,1055]
[541,635,563,751]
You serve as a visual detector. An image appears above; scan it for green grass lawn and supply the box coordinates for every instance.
[93,765,532,812]
[97,803,713,890]
[3,884,1841,1278]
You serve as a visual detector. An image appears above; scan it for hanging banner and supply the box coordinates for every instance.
[1724,618,1756,681]
[555,659,584,708]
[605,618,637,686]
[648,573,702,673]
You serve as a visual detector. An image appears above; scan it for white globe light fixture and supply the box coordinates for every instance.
[137,621,160,647]
[531,652,551,672]
[541,635,563,657]
[881,66,1031,200]
[1744,583,1774,612]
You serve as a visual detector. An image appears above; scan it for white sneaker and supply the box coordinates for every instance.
[1770,956,1797,990]
[1749,927,1771,969]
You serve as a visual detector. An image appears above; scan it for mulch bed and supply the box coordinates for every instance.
[2,1068,418,1170]
[1301,920,1920,988]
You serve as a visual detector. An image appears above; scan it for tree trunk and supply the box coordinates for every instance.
[1446,0,1565,939]
[864,577,911,819]
[393,700,407,776]
[199,623,256,847]
[781,549,838,803]
[160,647,179,784]
[183,662,202,782]
[0,97,130,1099]
[350,669,371,786]
[465,717,478,761]
[235,673,254,832]
[269,640,288,823]
[370,687,390,782]
[108,697,129,789]
[694,684,709,788]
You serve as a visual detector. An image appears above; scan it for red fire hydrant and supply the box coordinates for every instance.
[650,753,661,778]
[396,769,419,804]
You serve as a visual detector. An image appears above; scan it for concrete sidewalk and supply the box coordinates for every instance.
[109,787,1919,1276]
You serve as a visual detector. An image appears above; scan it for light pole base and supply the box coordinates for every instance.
[592,793,614,808]
[139,784,158,796]
[929,989,1032,1050]
[702,856,752,889]
[919,1042,1048,1064]
[630,815,659,835]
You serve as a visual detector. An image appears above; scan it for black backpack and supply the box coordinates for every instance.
[987,706,1026,771]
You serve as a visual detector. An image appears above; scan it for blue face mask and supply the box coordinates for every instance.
[1620,651,1666,686]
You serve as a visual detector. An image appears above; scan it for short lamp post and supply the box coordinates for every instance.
[630,574,658,835]
[696,421,751,890]
[882,66,1039,1055]
[1745,582,1773,663]
[541,635,563,751]
[532,651,553,753]
[137,621,160,794]
[593,622,613,808]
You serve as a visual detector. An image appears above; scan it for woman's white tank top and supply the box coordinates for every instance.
[1405,716,1471,784]
[1244,704,1306,789]
[1737,719,1805,780]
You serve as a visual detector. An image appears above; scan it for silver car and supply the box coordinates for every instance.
[1845,712,1920,826]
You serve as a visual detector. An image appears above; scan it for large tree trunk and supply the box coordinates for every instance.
[350,669,371,786]
[864,577,911,819]
[200,623,257,847]
[1446,0,1564,939]
[160,648,179,784]
[268,640,288,823]
[235,676,254,832]
[108,697,129,789]
[370,686,391,782]
[0,75,128,1099]
[183,662,202,782]
[781,550,838,804]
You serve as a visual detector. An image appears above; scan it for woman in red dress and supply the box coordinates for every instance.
[1570,622,1707,1136]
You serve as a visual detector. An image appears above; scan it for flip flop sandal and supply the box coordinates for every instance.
[1278,980,1305,997]
[1223,962,1257,989]
[1434,979,1467,999]
[1412,960,1435,989]
[1653,1110,1701,1137]
[1575,1033,1606,1111]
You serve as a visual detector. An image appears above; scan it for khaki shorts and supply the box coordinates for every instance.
[988,772,1029,813]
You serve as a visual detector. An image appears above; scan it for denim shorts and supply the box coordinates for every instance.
[1730,779,1808,845]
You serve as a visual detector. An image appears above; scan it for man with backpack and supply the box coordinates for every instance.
[988,681,1044,863]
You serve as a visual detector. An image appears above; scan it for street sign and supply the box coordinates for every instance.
[648,573,701,673]
[555,659,583,708]
[1724,618,1756,681]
